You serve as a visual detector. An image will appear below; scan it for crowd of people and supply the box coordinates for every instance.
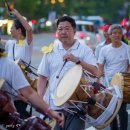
[0,7,130,130]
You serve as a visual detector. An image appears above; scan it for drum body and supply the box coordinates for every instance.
[26,77,37,91]
[15,59,37,91]
[20,116,51,130]
[0,90,16,113]
[121,73,130,103]
[0,112,22,130]
[111,72,130,103]
[54,65,122,129]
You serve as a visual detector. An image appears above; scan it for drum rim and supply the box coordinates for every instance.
[54,65,83,106]
[95,72,123,129]
[95,97,122,129]
[110,72,124,91]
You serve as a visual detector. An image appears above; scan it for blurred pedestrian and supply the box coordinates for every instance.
[95,24,111,59]
[97,24,130,130]
[1,8,33,118]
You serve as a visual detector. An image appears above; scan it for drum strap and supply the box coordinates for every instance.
[13,43,32,65]
[13,43,15,61]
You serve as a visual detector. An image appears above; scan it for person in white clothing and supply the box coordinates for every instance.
[95,24,111,59]
[97,24,130,130]
[2,9,33,63]
[1,8,33,118]
[37,16,97,130]
[0,44,64,127]
[5,39,32,63]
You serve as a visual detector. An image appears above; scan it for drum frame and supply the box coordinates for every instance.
[54,65,123,129]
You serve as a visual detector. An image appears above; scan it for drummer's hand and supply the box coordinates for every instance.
[63,53,79,63]
[50,110,64,128]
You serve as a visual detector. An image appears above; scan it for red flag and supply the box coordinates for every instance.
[121,18,127,26]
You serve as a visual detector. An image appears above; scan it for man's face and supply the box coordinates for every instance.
[104,30,109,39]
[110,28,123,43]
[57,21,75,45]
[10,24,18,38]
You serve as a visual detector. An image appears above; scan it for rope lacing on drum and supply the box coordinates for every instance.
[80,85,106,110]
[64,106,87,122]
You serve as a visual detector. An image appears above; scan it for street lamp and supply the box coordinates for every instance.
[58,0,64,3]
[51,0,56,4]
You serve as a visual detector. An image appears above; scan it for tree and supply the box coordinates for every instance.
[2,0,126,23]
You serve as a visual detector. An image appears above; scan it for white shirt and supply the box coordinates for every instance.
[0,57,29,97]
[95,40,107,59]
[5,39,33,63]
[98,42,130,81]
[37,40,97,110]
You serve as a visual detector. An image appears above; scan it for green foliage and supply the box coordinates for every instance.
[2,0,128,23]
[15,0,38,19]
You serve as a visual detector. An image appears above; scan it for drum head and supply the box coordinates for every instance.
[110,72,124,90]
[54,65,83,106]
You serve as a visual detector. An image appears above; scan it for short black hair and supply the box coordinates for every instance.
[56,16,76,30]
[14,19,26,37]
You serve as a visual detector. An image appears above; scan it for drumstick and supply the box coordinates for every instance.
[56,60,67,79]
[4,0,12,12]
[21,59,37,70]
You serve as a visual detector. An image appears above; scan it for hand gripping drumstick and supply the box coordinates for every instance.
[56,60,67,79]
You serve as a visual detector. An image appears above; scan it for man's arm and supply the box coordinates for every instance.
[11,9,33,44]
[19,86,64,127]
[97,64,104,79]
[78,60,98,76]
[37,75,48,97]
[63,53,98,76]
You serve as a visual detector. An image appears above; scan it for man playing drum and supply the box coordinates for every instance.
[97,24,130,130]
[0,43,64,128]
[37,16,97,130]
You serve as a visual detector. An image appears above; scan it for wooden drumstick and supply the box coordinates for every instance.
[56,60,67,79]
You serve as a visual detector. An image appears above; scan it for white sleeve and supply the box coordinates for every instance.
[11,63,30,90]
[95,45,100,59]
[24,39,33,46]
[37,54,50,78]
[5,40,10,52]
[83,46,97,67]
[98,47,105,64]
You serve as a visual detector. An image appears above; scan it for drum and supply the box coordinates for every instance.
[20,116,51,130]
[0,89,16,113]
[54,65,123,129]
[26,77,37,91]
[111,72,130,103]
[15,59,37,91]
[0,112,23,130]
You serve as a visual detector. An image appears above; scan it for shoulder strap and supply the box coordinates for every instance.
[13,43,15,61]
